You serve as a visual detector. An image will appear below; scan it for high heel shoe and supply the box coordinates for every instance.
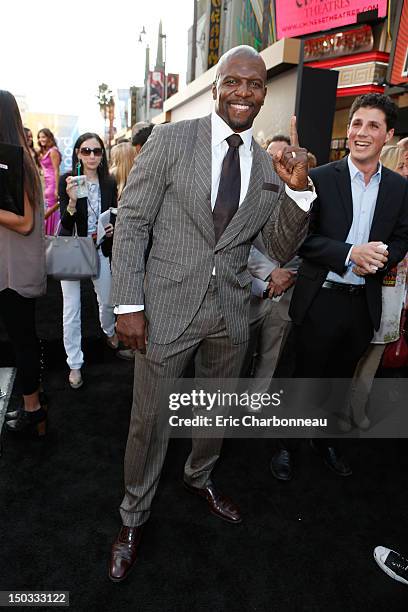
[6,406,47,436]
[6,392,48,421]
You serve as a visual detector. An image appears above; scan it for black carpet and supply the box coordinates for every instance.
[1,281,408,611]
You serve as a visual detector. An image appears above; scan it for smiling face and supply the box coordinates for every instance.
[77,137,103,174]
[347,106,394,167]
[38,130,50,148]
[212,52,267,132]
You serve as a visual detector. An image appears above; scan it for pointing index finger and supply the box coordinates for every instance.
[290,115,299,147]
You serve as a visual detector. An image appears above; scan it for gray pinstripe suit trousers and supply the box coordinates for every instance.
[120,277,247,527]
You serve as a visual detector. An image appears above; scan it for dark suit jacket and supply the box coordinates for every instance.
[289,156,408,330]
[58,173,117,257]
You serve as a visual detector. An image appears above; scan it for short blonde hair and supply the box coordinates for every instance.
[110,142,137,200]
[380,145,404,173]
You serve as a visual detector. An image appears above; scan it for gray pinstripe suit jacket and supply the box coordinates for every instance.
[111,114,310,345]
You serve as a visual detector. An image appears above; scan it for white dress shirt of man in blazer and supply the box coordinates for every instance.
[108,45,317,583]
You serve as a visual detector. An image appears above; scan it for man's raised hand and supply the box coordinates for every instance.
[272,116,309,191]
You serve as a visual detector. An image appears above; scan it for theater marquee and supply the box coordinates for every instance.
[275,0,388,39]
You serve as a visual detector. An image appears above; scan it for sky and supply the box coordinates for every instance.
[2,0,194,132]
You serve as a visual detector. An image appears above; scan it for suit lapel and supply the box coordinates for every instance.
[370,167,391,235]
[194,115,216,244]
[215,140,264,252]
[334,156,353,227]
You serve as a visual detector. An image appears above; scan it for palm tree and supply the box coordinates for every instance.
[97,83,113,144]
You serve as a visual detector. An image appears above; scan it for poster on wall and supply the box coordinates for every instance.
[166,74,179,99]
[149,71,164,110]
[275,0,388,39]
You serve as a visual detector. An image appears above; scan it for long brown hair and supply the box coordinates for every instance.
[37,127,61,162]
[0,90,41,207]
[110,142,136,199]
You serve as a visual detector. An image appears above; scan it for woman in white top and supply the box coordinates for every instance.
[58,133,118,388]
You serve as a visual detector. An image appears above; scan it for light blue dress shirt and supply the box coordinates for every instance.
[327,155,382,285]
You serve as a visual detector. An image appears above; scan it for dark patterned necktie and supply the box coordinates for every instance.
[213,133,243,243]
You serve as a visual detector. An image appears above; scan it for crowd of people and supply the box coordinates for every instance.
[1,43,408,588]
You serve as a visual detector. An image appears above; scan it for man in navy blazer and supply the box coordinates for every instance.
[271,93,408,481]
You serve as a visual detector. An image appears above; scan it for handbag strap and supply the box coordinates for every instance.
[54,219,78,237]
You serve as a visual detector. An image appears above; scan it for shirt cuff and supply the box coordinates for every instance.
[251,277,268,298]
[285,179,316,212]
[114,305,144,315]
[345,245,354,267]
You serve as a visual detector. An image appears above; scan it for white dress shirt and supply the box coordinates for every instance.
[116,111,315,313]
[327,155,382,285]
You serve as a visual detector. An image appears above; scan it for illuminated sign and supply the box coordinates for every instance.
[276,0,388,39]
[208,0,221,69]
[304,25,374,61]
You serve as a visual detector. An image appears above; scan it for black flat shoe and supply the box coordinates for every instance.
[6,407,47,436]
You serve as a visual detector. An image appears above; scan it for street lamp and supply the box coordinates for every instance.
[138,26,150,120]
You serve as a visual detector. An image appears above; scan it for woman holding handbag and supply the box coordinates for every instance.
[59,132,118,389]
[0,90,47,435]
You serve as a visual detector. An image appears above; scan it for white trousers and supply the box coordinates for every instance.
[61,249,115,370]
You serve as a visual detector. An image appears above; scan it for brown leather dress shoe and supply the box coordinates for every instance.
[109,525,143,582]
[183,481,242,524]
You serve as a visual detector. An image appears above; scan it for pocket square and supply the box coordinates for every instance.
[262,182,279,193]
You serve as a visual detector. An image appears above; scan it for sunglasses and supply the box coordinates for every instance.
[79,147,103,157]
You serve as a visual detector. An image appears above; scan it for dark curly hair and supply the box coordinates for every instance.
[131,124,154,148]
[348,93,398,131]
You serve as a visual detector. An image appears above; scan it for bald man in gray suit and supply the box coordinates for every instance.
[109,45,315,582]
